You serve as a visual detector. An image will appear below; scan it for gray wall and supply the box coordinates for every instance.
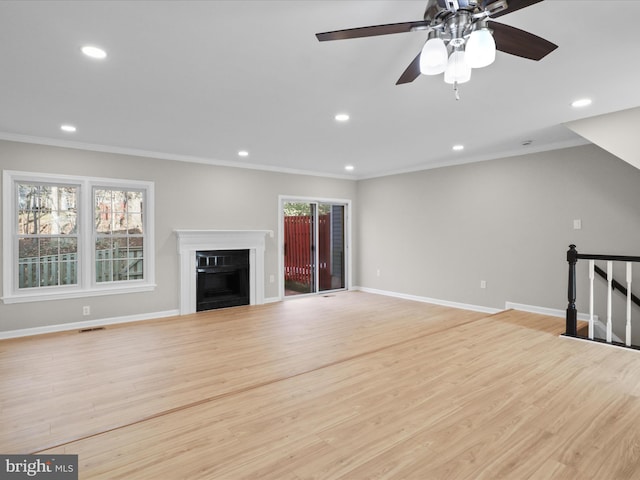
[3,139,640,338]
[356,144,640,335]
[0,140,357,332]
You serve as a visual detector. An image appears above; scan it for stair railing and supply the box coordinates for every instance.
[566,244,640,347]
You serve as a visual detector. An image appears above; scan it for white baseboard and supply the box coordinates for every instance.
[504,301,596,321]
[354,286,502,315]
[0,309,180,340]
[263,296,281,304]
[504,301,621,342]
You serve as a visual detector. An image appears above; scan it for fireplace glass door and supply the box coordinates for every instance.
[283,200,346,296]
[196,250,249,311]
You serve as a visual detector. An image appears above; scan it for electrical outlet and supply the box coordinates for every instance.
[376,269,381,277]
[269,274,275,283]
[82,306,90,316]
[480,280,487,289]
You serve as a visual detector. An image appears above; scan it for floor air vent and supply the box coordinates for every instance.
[79,327,106,333]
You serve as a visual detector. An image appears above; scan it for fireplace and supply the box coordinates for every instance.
[196,250,249,311]
[174,229,271,315]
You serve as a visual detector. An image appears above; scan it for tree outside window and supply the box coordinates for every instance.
[94,189,144,282]
[17,183,78,288]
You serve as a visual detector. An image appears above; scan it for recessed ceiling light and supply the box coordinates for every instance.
[335,113,350,122]
[571,98,592,108]
[238,150,249,157]
[452,145,464,151]
[81,45,107,59]
[345,165,355,171]
[60,124,77,133]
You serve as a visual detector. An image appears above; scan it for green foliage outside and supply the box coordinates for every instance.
[283,202,331,216]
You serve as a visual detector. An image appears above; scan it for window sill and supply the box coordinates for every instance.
[1,283,157,304]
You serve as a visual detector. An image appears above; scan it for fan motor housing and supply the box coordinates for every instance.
[426,0,478,23]
[426,0,509,26]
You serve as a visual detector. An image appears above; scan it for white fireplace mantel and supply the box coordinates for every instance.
[174,229,271,315]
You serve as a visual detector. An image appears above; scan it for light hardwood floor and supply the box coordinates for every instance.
[2,291,640,479]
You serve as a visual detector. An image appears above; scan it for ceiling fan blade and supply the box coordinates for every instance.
[484,0,544,19]
[316,20,429,42]
[396,53,422,85]
[489,21,557,60]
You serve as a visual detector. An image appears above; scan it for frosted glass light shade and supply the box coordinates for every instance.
[419,37,448,75]
[444,50,471,84]
[465,29,496,68]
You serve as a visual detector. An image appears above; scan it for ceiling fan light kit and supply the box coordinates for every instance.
[465,21,497,68]
[444,49,471,85]
[316,0,557,98]
[419,35,448,75]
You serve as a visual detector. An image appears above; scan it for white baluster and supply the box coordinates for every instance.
[626,262,632,347]
[589,260,595,339]
[607,261,613,343]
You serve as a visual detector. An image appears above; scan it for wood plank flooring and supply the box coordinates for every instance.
[2,291,640,479]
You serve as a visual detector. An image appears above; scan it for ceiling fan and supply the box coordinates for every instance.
[316,0,557,92]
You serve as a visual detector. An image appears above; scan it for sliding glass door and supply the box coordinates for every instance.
[317,203,345,292]
[283,201,315,295]
[282,200,347,297]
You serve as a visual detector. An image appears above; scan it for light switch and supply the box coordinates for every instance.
[573,219,582,230]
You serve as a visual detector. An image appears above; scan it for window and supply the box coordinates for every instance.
[3,171,155,303]
[18,183,79,289]
[94,188,144,283]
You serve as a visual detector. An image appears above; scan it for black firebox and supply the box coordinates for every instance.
[196,249,249,311]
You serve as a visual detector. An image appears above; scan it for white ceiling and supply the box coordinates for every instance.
[1,0,640,179]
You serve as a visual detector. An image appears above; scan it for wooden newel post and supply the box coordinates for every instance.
[566,244,578,336]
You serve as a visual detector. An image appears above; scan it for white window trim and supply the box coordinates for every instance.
[2,170,156,304]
